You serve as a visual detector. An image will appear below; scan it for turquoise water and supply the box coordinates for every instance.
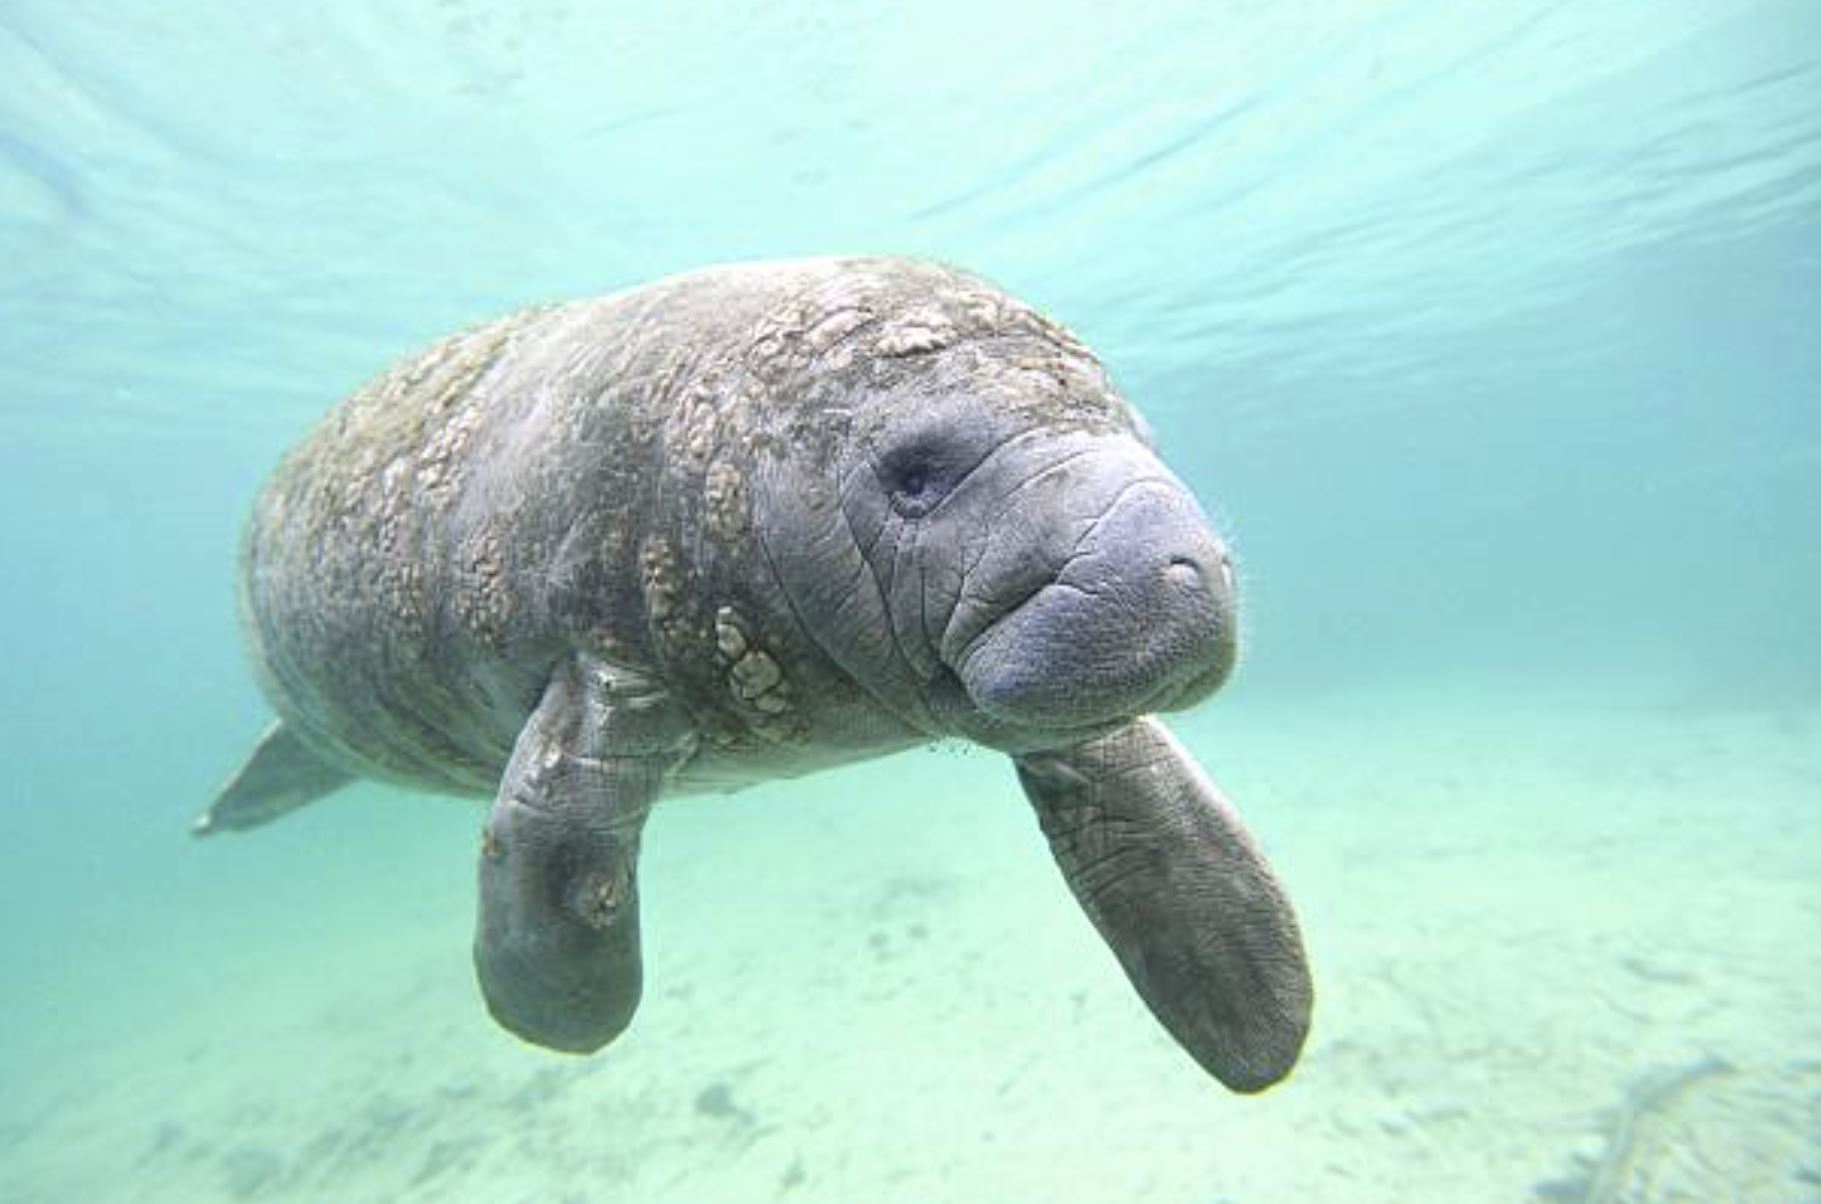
[3,2,1819,1201]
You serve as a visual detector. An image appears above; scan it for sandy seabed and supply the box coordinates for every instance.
[6,684,1818,1203]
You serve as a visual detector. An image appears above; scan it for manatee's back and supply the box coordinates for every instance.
[241,306,569,793]
[240,280,756,795]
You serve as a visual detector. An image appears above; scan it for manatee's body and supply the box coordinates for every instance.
[235,264,949,799]
[204,258,1312,1092]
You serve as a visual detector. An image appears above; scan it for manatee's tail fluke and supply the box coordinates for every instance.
[193,720,355,836]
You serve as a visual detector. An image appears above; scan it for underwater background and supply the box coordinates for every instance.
[3,1,1818,1200]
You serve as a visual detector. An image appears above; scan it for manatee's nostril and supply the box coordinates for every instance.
[1217,555,1234,595]
[1164,556,1203,591]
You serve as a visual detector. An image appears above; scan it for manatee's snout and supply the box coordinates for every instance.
[953,463,1237,733]
[1077,482,1238,707]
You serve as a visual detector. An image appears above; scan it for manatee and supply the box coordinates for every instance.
[199,257,1312,1092]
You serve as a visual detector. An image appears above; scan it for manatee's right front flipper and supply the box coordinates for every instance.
[1014,716,1312,1092]
[475,655,695,1054]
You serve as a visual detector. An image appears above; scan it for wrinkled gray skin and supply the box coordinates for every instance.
[200,257,1312,1092]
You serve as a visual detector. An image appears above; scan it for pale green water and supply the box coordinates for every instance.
[2,3,1819,1201]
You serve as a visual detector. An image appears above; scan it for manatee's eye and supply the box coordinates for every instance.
[880,443,950,517]
[875,418,1006,518]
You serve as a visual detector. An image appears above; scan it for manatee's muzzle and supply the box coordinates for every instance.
[953,481,1237,731]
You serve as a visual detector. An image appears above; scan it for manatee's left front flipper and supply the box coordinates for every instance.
[474,655,695,1054]
[1015,716,1312,1092]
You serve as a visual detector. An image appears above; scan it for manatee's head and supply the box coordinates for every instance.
[751,260,1236,753]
